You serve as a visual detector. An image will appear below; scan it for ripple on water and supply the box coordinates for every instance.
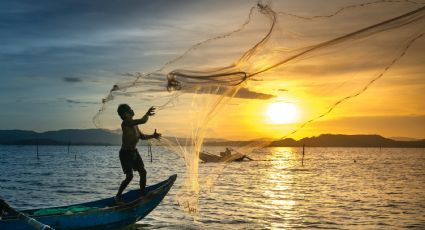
[1,146,425,229]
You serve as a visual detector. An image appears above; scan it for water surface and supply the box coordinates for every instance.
[1,146,424,229]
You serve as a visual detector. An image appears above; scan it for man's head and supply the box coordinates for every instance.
[117,104,134,120]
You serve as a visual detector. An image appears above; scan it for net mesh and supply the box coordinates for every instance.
[93,0,425,215]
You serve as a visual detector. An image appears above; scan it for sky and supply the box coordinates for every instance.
[0,0,424,140]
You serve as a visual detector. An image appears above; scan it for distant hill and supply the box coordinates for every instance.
[269,134,425,148]
[0,129,239,146]
[390,136,420,141]
[0,129,121,145]
[0,130,424,147]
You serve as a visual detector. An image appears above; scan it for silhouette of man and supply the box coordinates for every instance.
[115,104,161,204]
[220,147,232,157]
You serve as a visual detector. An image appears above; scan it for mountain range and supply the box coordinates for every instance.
[268,134,425,148]
[0,129,424,148]
[0,129,120,145]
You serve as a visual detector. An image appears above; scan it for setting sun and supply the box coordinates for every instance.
[267,102,298,124]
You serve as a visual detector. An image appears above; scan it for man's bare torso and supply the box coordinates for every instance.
[121,123,141,150]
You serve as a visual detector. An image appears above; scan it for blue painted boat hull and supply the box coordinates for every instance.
[1,174,177,230]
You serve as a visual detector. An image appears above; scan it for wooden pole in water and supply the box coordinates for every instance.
[302,144,305,166]
[67,139,70,154]
[36,139,39,160]
[149,144,153,163]
[73,142,77,161]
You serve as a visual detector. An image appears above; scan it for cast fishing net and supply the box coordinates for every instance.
[93,0,425,215]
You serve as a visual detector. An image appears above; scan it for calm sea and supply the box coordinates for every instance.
[1,145,424,229]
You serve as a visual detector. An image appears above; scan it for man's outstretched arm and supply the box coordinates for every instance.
[123,106,156,126]
[140,129,161,140]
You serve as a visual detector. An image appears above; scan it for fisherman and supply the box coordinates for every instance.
[220,147,232,157]
[115,104,161,204]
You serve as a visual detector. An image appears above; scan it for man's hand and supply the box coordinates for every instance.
[145,106,156,116]
[153,129,161,140]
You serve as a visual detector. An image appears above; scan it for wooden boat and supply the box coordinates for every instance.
[199,152,249,163]
[0,174,177,230]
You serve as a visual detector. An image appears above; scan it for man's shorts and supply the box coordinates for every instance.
[119,148,145,174]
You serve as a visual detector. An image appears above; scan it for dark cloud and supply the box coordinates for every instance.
[111,86,276,100]
[0,0,188,81]
[63,77,82,83]
[235,88,275,100]
[114,91,137,97]
[66,99,98,104]
[0,0,251,85]
[186,87,275,100]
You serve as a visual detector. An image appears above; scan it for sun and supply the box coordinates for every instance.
[267,102,298,124]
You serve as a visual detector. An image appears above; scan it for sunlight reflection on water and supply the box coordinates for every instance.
[1,146,425,229]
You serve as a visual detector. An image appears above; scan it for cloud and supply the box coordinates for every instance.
[235,88,275,100]
[110,84,276,100]
[185,87,275,100]
[66,99,99,105]
[63,77,83,83]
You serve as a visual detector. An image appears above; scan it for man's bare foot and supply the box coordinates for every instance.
[139,190,147,198]
[114,195,125,205]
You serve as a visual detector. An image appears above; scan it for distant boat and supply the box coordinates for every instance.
[199,151,251,163]
[0,174,177,230]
